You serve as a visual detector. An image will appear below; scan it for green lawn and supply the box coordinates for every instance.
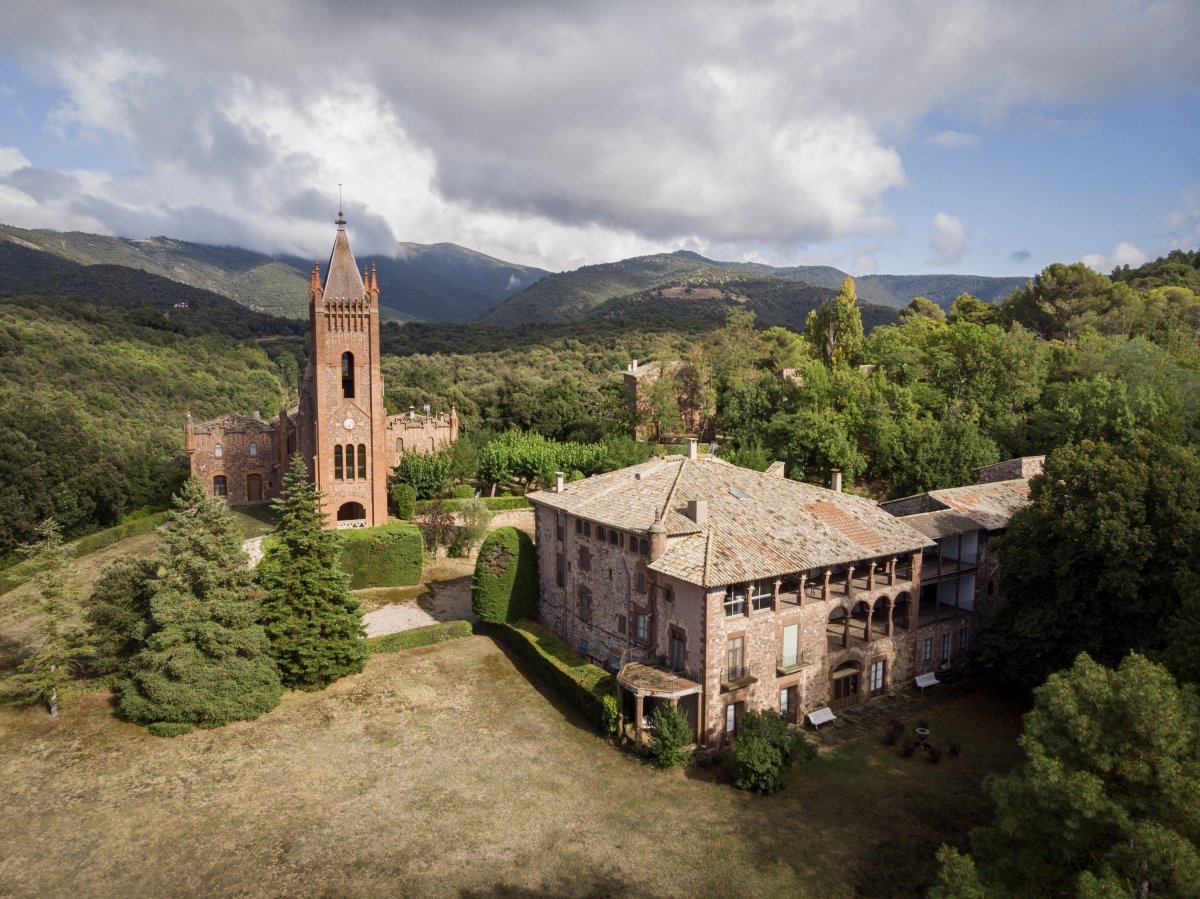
[0,636,1023,898]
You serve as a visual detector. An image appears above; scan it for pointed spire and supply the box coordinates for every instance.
[309,263,322,300]
[321,219,365,303]
[370,261,378,296]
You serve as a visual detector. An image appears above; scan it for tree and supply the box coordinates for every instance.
[393,449,453,499]
[977,436,1200,690]
[117,478,283,727]
[805,276,865,366]
[1003,263,1137,341]
[937,653,1200,897]
[456,498,494,555]
[391,482,417,520]
[257,455,368,690]
[732,709,814,793]
[649,702,693,768]
[948,292,1001,326]
[86,556,157,676]
[415,500,459,555]
[896,295,946,324]
[471,527,538,623]
[2,520,92,715]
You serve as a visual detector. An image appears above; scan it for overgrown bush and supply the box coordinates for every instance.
[450,484,475,499]
[600,693,620,736]
[391,483,417,520]
[367,620,473,653]
[733,709,815,794]
[650,702,693,768]
[471,527,538,623]
[337,521,422,588]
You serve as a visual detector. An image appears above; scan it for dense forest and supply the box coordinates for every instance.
[1,249,1197,574]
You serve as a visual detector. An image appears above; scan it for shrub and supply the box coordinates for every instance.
[600,693,620,736]
[650,702,693,768]
[450,484,475,499]
[733,709,815,793]
[471,527,538,623]
[456,499,494,556]
[487,619,615,730]
[337,521,422,589]
[147,722,194,738]
[367,620,473,654]
[415,501,458,554]
[391,483,417,520]
[394,450,452,499]
[414,496,532,514]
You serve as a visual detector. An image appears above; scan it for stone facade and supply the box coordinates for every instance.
[187,217,457,528]
[622,359,704,441]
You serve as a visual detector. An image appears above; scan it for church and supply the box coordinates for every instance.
[185,214,458,529]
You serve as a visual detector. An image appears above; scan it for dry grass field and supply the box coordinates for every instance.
[0,635,1023,899]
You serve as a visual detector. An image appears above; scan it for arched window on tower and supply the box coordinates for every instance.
[341,352,355,399]
[249,441,257,458]
[213,475,227,496]
[214,443,223,459]
[357,444,367,479]
[334,445,343,480]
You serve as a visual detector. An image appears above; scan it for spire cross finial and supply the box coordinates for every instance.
[335,183,346,227]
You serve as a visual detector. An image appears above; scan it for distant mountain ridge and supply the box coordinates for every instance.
[0,224,547,324]
[478,249,1028,326]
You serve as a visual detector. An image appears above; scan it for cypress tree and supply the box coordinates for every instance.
[257,455,368,689]
[117,478,282,727]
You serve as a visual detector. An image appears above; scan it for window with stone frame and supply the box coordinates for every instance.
[669,629,685,671]
[635,613,648,644]
[578,586,592,620]
[556,553,565,587]
[959,627,969,651]
[617,614,627,635]
[213,475,227,496]
[334,445,344,480]
[723,584,747,617]
[578,546,591,572]
[661,583,674,603]
[249,442,258,457]
[556,511,565,542]
[635,570,646,593]
[750,580,773,612]
[608,529,620,547]
[941,632,951,661]
[922,637,933,662]
[638,537,649,555]
[357,444,367,479]
[214,443,223,459]
[727,636,745,680]
[597,526,607,542]
[725,700,744,734]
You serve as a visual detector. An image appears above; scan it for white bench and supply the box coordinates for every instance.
[915,672,940,690]
[806,707,837,729]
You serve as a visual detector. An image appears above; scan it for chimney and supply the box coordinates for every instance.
[687,438,699,460]
[649,511,667,560]
[252,410,261,421]
[830,468,843,492]
[687,499,708,527]
[408,405,415,420]
[629,358,638,372]
[555,471,565,493]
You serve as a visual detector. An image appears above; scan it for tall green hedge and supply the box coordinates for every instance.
[367,620,473,654]
[471,527,538,623]
[337,521,423,589]
[489,619,616,730]
[414,496,531,514]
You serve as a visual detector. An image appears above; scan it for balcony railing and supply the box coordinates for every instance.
[727,664,746,682]
[777,653,809,674]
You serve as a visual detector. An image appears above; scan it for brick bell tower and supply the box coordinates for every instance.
[298,210,390,528]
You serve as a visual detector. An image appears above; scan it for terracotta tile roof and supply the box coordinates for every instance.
[883,478,1031,533]
[528,455,932,587]
[900,509,985,540]
[322,226,366,304]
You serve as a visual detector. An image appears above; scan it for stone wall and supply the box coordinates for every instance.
[188,414,287,506]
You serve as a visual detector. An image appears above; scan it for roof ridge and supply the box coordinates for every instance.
[573,456,673,517]
[662,455,688,519]
[702,530,714,587]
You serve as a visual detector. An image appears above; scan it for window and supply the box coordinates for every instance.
[249,441,258,457]
[750,580,773,612]
[556,554,565,588]
[959,627,969,651]
[639,538,649,555]
[214,443,223,459]
[832,661,860,701]
[580,638,589,656]
[575,518,583,535]
[922,637,933,662]
[556,511,565,542]
[578,547,591,572]
[728,636,745,680]
[334,445,344,480]
[213,475,227,496]
[396,437,404,453]
[869,659,886,696]
[635,613,648,643]
[782,624,799,668]
[357,444,367,480]
[617,614,627,635]
[662,585,674,603]
[608,529,619,546]
[941,632,951,661]
[607,655,620,672]
[725,701,744,735]
[579,587,591,619]
[669,631,685,670]
[597,526,606,542]
[341,351,355,399]
[780,686,799,723]
[635,571,646,593]
[583,521,591,537]
[724,584,747,617]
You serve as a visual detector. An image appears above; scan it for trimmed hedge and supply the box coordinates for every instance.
[471,527,538,623]
[337,521,423,589]
[414,496,531,514]
[367,620,474,654]
[147,722,194,738]
[489,619,616,730]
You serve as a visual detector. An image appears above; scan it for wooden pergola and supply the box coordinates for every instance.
[616,662,704,748]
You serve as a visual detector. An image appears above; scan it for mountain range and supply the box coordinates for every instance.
[0,223,1028,329]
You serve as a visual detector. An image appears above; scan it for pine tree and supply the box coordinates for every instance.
[2,520,93,715]
[257,455,367,690]
[117,478,282,726]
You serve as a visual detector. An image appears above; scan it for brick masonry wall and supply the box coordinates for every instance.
[189,419,282,505]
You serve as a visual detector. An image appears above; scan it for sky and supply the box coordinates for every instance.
[0,1,1197,277]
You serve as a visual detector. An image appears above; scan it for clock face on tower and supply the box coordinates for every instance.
[343,417,355,431]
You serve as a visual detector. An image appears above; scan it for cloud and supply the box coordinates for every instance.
[927,130,981,149]
[852,243,883,275]
[927,212,967,266]
[1009,249,1031,263]
[0,1,1196,268]
[1081,240,1148,274]
[1165,183,1200,251]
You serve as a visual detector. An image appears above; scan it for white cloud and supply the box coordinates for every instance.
[926,130,981,149]
[927,212,967,267]
[852,243,883,275]
[1081,240,1149,274]
[0,1,1196,268]
[1165,183,1200,251]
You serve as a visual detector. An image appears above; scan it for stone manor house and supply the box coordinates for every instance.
[528,443,1040,748]
[187,216,457,528]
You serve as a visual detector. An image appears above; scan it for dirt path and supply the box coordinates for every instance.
[243,536,264,569]
[361,575,475,636]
